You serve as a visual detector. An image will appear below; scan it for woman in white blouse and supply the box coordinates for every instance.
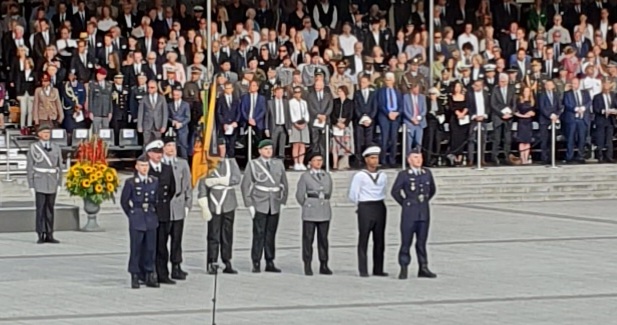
[97,5,118,32]
[574,14,594,42]
[338,23,358,58]
[55,26,76,67]
[245,19,261,48]
[289,86,310,170]
[162,52,186,85]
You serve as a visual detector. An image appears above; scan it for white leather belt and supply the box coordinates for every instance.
[255,185,280,192]
[34,167,58,174]
[211,185,233,190]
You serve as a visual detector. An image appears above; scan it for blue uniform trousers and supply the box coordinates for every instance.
[398,217,429,267]
[128,228,156,274]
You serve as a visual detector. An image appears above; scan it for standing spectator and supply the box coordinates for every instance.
[514,86,536,164]
[216,82,240,158]
[563,77,591,163]
[353,75,377,166]
[16,58,36,132]
[448,81,469,166]
[490,73,516,165]
[376,72,402,167]
[33,73,63,129]
[240,80,267,157]
[168,87,191,159]
[60,69,87,140]
[110,74,130,145]
[538,80,562,164]
[138,80,168,145]
[88,68,113,134]
[307,78,333,156]
[265,86,291,159]
[403,82,427,154]
[313,0,338,30]
[330,85,354,170]
[289,86,310,170]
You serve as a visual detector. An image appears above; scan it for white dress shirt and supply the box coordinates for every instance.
[348,171,388,204]
[473,91,486,118]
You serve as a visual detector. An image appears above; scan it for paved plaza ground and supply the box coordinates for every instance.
[1,190,616,324]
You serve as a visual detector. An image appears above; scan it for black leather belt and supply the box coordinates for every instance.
[306,193,330,199]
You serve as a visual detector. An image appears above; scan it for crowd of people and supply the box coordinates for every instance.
[2,0,617,168]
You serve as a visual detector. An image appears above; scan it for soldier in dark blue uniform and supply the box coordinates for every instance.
[120,155,160,289]
[391,147,437,280]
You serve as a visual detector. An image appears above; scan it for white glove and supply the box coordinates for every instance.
[197,197,212,221]
[248,206,256,219]
[127,114,132,123]
[57,186,62,193]
[202,208,212,221]
[185,207,189,217]
[30,188,35,197]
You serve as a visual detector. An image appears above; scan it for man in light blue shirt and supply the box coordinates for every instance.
[301,17,318,51]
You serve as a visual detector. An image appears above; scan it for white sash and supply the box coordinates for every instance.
[34,144,53,167]
[252,160,275,184]
[209,160,231,214]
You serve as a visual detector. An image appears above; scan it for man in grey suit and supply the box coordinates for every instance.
[26,125,63,244]
[265,85,291,159]
[138,80,168,145]
[198,139,242,275]
[241,139,289,273]
[490,73,516,165]
[168,86,191,159]
[162,137,192,280]
[295,152,333,276]
[88,68,113,134]
[306,78,333,156]
[220,60,238,83]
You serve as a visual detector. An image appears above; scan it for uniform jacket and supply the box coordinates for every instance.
[198,158,242,214]
[391,168,436,222]
[120,174,159,231]
[240,157,288,215]
[295,169,333,222]
[137,93,168,132]
[148,162,176,222]
[165,157,193,221]
[329,73,354,99]
[33,87,64,125]
[111,84,130,121]
[88,80,113,117]
[26,141,63,194]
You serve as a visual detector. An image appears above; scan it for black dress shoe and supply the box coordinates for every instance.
[207,263,217,275]
[158,277,176,285]
[398,267,408,280]
[373,272,389,277]
[606,158,615,163]
[138,274,146,283]
[252,262,261,273]
[223,262,238,274]
[319,262,333,275]
[131,274,140,289]
[418,266,437,278]
[45,234,60,244]
[359,272,369,277]
[145,273,160,288]
[265,261,281,273]
[36,233,45,244]
[171,265,186,280]
[304,262,313,276]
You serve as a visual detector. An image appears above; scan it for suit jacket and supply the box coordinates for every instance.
[571,39,591,58]
[295,170,333,222]
[15,69,36,97]
[490,85,516,126]
[33,32,56,61]
[137,93,168,131]
[216,94,240,133]
[391,168,436,222]
[239,92,267,130]
[140,37,158,57]
[240,157,288,215]
[2,37,30,68]
[165,157,192,221]
[117,14,139,37]
[562,89,592,125]
[26,141,63,194]
[592,92,617,127]
[403,93,427,129]
[466,90,491,120]
[96,46,120,70]
[492,2,518,33]
[306,89,334,126]
[148,162,176,222]
[168,100,191,132]
[197,157,242,214]
[52,12,71,33]
[353,87,378,123]
[70,11,90,38]
[376,86,403,118]
[538,90,563,125]
[70,51,96,83]
[266,98,292,132]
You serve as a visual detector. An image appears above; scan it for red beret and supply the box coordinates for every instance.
[41,73,51,82]
[97,67,107,76]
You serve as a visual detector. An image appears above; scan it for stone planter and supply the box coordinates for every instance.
[81,198,104,232]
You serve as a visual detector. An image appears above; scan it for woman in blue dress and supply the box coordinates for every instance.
[514,86,536,165]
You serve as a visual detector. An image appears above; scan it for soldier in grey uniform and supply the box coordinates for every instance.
[295,152,333,276]
[88,68,113,134]
[198,138,242,275]
[241,139,289,273]
[162,137,193,280]
[26,125,63,244]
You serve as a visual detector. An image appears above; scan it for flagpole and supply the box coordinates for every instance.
[428,1,435,87]
[206,0,213,84]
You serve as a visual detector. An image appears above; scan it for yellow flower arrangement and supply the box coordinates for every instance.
[65,137,119,205]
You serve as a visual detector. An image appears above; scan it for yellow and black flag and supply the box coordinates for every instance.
[191,83,219,187]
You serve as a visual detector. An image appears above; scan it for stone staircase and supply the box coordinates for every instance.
[1,164,616,211]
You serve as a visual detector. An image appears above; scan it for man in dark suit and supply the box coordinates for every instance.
[592,80,617,163]
[449,0,474,36]
[563,0,584,33]
[85,22,103,54]
[492,0,518,34]
[211,41,228,75]
[353,75,378,166]
[124,51,145,87]
[96,33,119,71]
[2,24,30,69]
[571,31,591,59]
[32,19,55,62]
[168,86,192,159]
[140,26,157,57]
[546,0,565,30]
[490,73,516,165]
[586,0,605,29]
[216,82,240,157]
[239,80,267,158]
[538,80,563,164]
[52,2,71,34]
[466,79,490,166]
[145,52,162,82]
[562,77,591,163]
[376,72,403,167]
[70,0,90,38]
[265,86,291,159]
[118,2,138,37]
[306,78,334,156]
[70,39,96,84]
[363,18,384,56]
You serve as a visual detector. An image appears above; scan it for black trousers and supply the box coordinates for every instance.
[309,126,326,155]
[35,192,56,234]
[207,211,235,263]
[357,201,386,275]
[110,118,128,146]
[595,124,614,160]
[491,122,512,161]
[251,212,279,262]
[128,228,156,274]
[223,134,236,158]
[302,221,330,263]
[540,123,552,163]
[249,128,265,159]
[169,219,184,264]
[355,124,374,162]
[467,122,487,164]
[156,221,172,279]
[423,120,444,163]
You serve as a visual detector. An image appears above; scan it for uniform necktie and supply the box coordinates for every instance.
[316,172,322,180]
[265,161,271,170]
